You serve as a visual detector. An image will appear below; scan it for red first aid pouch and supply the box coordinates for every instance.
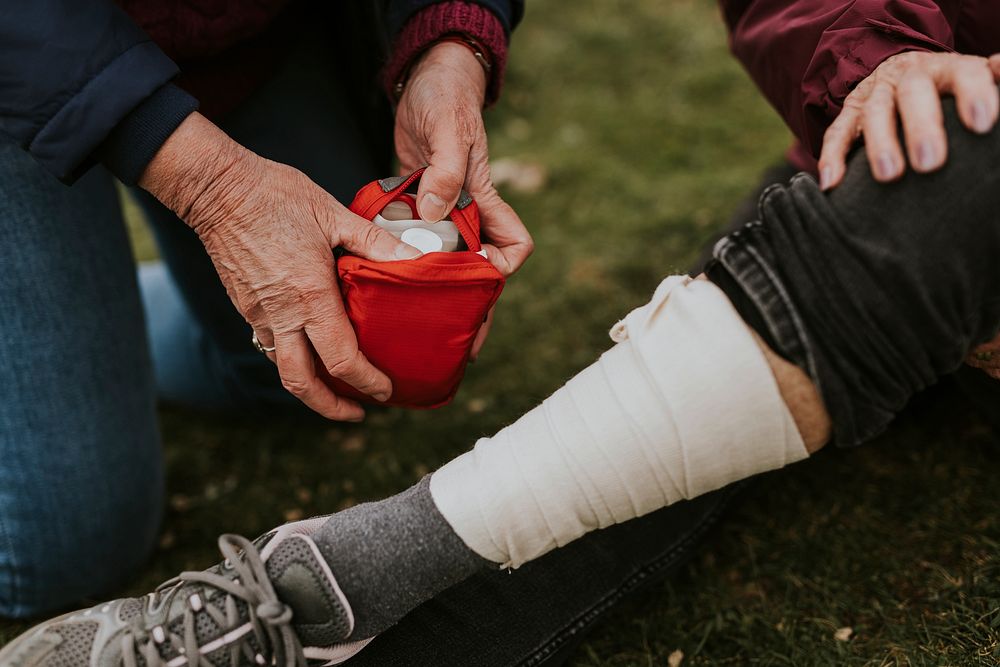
[322,168,505,408]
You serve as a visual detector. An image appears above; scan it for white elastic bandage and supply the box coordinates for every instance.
[430,275,807,568]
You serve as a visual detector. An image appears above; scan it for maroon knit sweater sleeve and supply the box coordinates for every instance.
[383,1,509,107]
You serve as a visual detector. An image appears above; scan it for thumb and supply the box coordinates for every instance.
[417,134,471,222]
[337,207,422,262]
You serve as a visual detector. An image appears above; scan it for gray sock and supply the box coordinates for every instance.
[312,475,493,639]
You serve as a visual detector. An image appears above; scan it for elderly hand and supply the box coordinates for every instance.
[394,41,533,358]
[819,52,1000,190]
[141,113,422,421]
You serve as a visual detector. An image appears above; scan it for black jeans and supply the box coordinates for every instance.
[710,95,1000,447]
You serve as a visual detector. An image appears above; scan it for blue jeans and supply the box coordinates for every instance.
[0,29,387,617]
[0,145,163,618]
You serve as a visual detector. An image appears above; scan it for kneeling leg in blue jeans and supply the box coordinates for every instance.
[0,145,163,618]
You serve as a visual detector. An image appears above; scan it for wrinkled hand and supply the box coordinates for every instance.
[966,334,1000,380]
[395,41,533,357]
[819,51,1000,190]
[141,113,422,421]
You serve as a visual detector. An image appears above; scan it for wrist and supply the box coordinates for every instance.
[97,84,200,187]
[407,41,488,104]
[383,1,509,107]
[395,37,490,102]
[139,112,252,232]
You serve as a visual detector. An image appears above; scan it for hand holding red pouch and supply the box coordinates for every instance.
[321,168,505,408]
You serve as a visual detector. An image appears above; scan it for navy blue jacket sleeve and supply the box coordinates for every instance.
[385,0,524,38]
[0,1,196,183]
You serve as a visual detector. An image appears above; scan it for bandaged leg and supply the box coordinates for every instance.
[294,100,1000,642]
[431,275,808,568]
[315,275,814,639]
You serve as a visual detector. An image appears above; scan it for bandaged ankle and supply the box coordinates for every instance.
[430,275,808,569]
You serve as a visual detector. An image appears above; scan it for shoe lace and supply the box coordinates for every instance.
[121,534,304,667]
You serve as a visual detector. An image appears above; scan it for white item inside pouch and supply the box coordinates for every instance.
[375,201,462,253]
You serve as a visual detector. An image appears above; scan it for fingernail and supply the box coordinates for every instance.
[373,391,391,402]
[347,413,365,423]
[972,100,992,133]
[420,193,447,222]
[395,242,423,260]
[876,152,897,180]
[916,141,938,171]
[819,166,834,190]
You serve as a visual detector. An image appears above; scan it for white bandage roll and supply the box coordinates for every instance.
[430,276,807,569]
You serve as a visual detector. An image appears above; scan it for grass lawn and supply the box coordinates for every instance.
[3,0,999,664]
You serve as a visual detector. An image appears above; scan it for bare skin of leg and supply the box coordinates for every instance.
[757,331,831,453]
[695,274,831,453]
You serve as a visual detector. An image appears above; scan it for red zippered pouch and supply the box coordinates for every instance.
[321,168,505,408]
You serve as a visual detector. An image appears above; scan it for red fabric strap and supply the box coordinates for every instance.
[351,168,482,251]
[383,1,509,107]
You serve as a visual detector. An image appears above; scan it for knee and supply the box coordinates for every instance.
[819,98,1000,344]
[836,93,1000,254]
[0,471,163,619]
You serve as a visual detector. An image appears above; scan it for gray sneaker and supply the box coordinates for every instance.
[0,517,373,667]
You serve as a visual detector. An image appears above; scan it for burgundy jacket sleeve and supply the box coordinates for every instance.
[721,0,957,156]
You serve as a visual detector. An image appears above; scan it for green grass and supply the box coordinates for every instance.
[3,0,1000,664]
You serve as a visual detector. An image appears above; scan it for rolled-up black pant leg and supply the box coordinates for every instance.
[710,95,1000,446]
